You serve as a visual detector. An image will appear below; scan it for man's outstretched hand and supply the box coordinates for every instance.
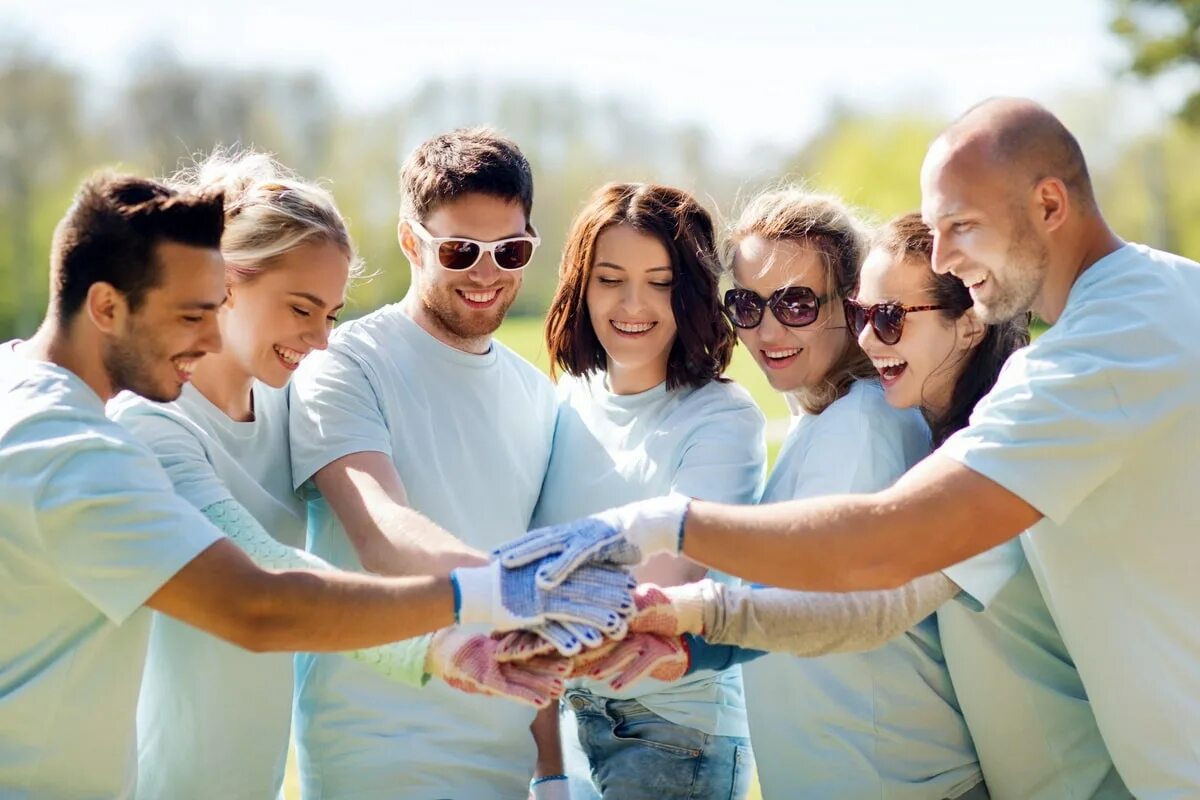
[426,629,570,709]
[493,495,691,590]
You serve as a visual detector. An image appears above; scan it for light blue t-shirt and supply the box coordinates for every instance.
[110,382,305,800]
[941,541,1129,800]
[532,372,766,737]
[288,306,556,799]
[0,342,221,799]
[744,379,983,800]
[941,243,1200,799]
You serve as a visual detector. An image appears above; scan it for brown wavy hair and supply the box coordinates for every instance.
[872,212,1030,445]
[544,182,734,390]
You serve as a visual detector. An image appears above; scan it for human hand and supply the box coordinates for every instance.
[425,628,570,709]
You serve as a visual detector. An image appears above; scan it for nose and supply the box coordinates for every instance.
[618,281,648,315]
[199,314,223,355]
[856,314,880,351]
[467,251,501,284]
[756,306,787,344]
[931,233,955,275]
[303,318,331,351]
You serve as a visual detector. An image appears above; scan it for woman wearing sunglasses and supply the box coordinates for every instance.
[720,188,985,799]
[108,151,567,800]
[632,211,1129,799]
[531,182,766,799]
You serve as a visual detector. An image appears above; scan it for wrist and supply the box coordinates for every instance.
[663,579,717,635]
[449,564,496,626]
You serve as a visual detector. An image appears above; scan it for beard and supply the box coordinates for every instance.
[103,319,182,403]
[420,281,517,342]
[975,215,1050,324]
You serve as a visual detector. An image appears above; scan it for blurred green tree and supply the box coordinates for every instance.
[1111,0,1200,124]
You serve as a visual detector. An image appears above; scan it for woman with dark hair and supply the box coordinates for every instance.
[531,182,766,799]
[627,212,1129,799]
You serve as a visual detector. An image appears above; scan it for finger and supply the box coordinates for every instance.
[493,630,555,663]
[544,599,626,635]
[486,675,554,709]
[495,530,565,568]
[501,662,567,696]
[534,621,583,657]
[557,619,606,649]
[611,638,685,691]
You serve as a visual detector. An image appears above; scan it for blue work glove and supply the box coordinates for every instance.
[451,559,636,636]
[494,495,691,590]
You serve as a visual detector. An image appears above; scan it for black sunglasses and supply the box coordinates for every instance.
[843,299,946,345]
[723,286,826,329]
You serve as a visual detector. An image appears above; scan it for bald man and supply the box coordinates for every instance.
[505,98,1200,798]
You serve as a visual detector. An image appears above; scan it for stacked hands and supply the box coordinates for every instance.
[433,495,704,707]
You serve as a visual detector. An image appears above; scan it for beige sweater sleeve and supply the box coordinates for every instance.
[701,572,960,656]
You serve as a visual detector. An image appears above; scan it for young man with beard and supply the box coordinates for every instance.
[0,174,615,799]
[505,98,1200,798]
[288,128,569,798]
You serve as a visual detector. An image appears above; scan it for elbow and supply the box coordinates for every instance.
[218,575,301,653]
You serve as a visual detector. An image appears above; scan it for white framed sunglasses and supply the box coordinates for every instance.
[406,218,541,271]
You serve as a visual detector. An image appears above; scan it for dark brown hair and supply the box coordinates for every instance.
[545,182,734,390]
[874,212,1030,445]
[727,187,874,414]
[50,172,225,321]
[399,127,533,223]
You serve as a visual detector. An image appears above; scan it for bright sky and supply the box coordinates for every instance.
[1,0,1167,156]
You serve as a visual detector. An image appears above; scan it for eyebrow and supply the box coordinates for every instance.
[178,298,226,311]
[594,262,673,273]
[289,291,345,312]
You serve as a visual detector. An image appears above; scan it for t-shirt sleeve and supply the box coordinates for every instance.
[116,407,232,512]
[941,538,1024,611]
[938,315,1188,525]
[671,400,766,505]
[33,425,222,624]
[289,344,393,490]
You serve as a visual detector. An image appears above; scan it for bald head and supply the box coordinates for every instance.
[933,97,1096,212]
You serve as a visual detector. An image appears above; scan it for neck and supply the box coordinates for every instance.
[605,358,667,396]
[189,347,256,421]
[1035,216,1125,325]
[400,291,492,355]
[22,316,115,401]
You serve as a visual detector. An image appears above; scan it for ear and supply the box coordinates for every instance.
[1034,177,1070,233]
[957,306,987,350]
[83,282,126,335]
[398,220,423,268]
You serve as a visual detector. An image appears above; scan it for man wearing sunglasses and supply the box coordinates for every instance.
[507,99,1200,798]
[287,129,569,798]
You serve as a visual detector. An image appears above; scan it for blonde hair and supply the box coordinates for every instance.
[170,148,365,283]
[726,186,875,414]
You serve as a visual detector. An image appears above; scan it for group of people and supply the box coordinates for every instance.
[0,96,1196,800]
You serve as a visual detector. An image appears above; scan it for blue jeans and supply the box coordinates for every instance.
[564,689,754,800]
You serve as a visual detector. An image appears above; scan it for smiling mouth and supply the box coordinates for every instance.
[458,288,500,308]
[273,345,306,370]
[610,320,657,337]
[761,347,801,368]
[873,357,908,383]
[171,356,199,382]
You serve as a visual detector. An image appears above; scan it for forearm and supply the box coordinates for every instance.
[530,705,565,778]
[681,454,1036,592]
[203,499,432,684]
[702,573,959,655]
[243,568,456,652]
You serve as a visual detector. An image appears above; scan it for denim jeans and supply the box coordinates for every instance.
[564,689,755,800]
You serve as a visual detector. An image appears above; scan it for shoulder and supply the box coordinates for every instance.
[675,380,764,428]
[493,339,555,401]
[807,380,929,455]
[108,390,200,442]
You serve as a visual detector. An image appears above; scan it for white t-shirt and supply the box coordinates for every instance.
[745,379,983,800]
[0,343,220,799]
[941,243,1200,798]
[110,382,305,800]
[288,306,556,799]
[942,540,1129,800]
[532,372,766,737]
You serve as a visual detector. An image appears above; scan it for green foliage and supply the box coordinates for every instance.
[1112,0,1200,125]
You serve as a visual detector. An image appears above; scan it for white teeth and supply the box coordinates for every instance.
[612,321,656,334]
[873,357,908,369]
[462,289,499,303]
[273,345,304,366]
[172,358,196,376]
[764,348,800,359]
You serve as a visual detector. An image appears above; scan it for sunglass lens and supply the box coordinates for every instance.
[774,287,819,327]
[876,304,905,345]
[437,240,481,270]
[494,239,534,270]
[844,300,867,337]
[724,290,762,328]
